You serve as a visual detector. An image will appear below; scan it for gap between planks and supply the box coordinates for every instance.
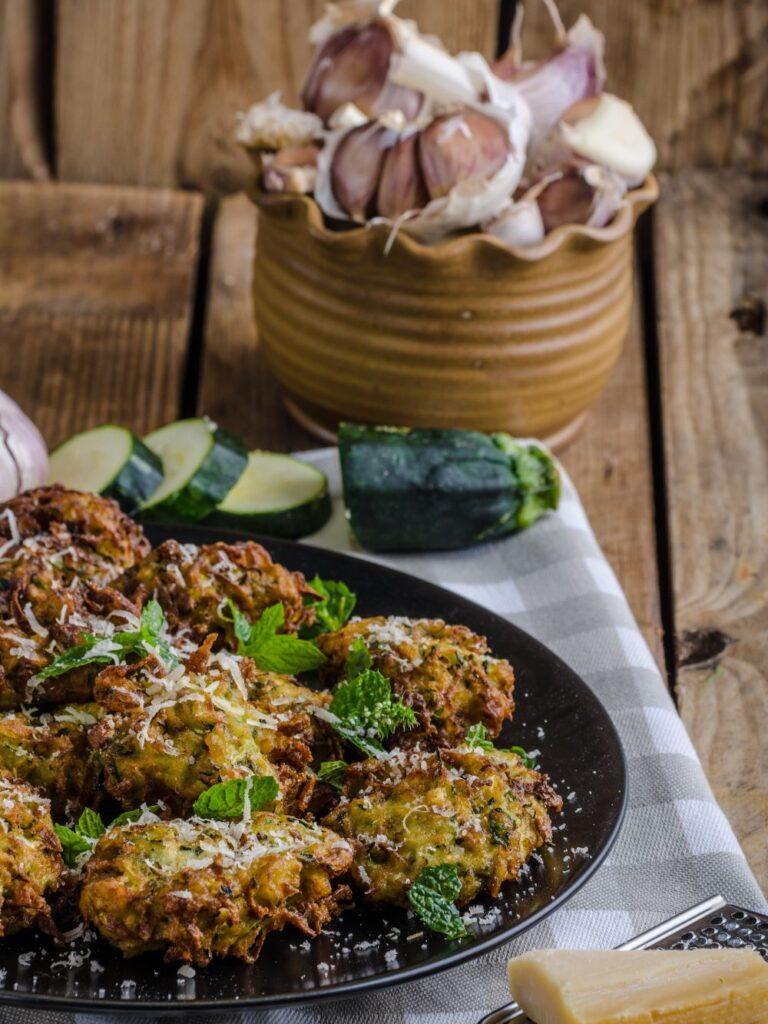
[196,191,664,671]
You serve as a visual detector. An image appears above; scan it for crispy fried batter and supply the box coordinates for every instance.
[247,670,339,762]
[116,540,317,645]
[0,773,64,936]
[90,641,315,816]
[323,745,561,907]
[80,812,353,964]
[317,617,515,744]
[0,705,102,818]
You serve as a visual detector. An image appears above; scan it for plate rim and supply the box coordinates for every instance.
[0,526,628,1015]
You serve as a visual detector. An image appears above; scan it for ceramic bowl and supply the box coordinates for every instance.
[249,176,658,448]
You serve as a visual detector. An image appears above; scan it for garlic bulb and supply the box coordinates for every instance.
[559,93,656,186]
[261,145,320,194]
[236,93,323,151]
[0,392,47,501]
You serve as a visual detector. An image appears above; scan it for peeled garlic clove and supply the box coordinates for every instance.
[377,130,428,219]
[236,92,323,151]
[559,93,656,186]
[419,110,511,200]
[485,202,545,248]
[261,145,320,194]
[302,18,421,123]
[331,121,395,220]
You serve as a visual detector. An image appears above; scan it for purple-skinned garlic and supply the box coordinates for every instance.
[377,130,428,219]
[419,110,511,200]
[261,145,321,194]
[329,119,399,220]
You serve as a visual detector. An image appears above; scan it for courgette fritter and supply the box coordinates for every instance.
[322,745,561,907]
[90,640,315,816]
[80,811,354,964]
[0,704,102,818]
[317,617,515,744]
[0,773,64,936]
[115,540,317,645]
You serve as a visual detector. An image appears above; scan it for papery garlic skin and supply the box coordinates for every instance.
[236,93,323,151]
[308,0,402,47]
[559,93,656,186]
[328,101,369,130]
[484,202,546,248]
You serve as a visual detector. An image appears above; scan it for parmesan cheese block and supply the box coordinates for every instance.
[506,948,768,1024]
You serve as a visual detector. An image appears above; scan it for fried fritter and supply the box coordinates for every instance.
[0,773,64,936]
[80,811,354,964]
[115,540,317,645]
[0,704,102,819]
[90,640,315,816]
[322,745,561,907]
[247,670,339,762]
[317,617,515,744]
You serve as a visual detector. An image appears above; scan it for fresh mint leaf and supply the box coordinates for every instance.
[139,600,164,643]
[344,638,372,679]
[76,807,106,840]
[408,864,468,940]
[226,601,326,675]
[464,722,494,751]
[192,774,280,821]
[329,668,416,756]
[301,578,357,638]
[317,760,348,792]
[54,824,93,869]
[109,805,159,828]
[507,745,536,770]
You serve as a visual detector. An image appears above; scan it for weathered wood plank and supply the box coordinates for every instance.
[199,192,664,667]
[513,0,768,172]
[54,0,498,195]
[0,0,50,180]
[0,181,203,447]
[655,170,768,891]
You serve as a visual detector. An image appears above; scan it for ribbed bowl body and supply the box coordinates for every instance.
[250,177,658,447]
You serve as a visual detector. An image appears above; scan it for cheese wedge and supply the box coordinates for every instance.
[507,948,768,1024]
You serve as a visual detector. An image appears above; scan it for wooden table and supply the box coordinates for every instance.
[0,173,765,892]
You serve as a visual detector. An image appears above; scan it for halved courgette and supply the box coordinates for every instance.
[47,425,163,513]
[141,418,248,521]
[207,451,331,539]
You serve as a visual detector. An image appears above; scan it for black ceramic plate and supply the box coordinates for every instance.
[0,526,627,1016]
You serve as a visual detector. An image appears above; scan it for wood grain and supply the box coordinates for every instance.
[512,0,768,172]
[0,181,202,446]
[199,191,663,666]
[0,0,49,180]
[655,170,768,891]
[54,0,498,195]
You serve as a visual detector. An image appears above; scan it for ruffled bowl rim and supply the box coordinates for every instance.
[248,174,658,264]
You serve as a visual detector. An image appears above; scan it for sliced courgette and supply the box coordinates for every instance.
[141,418,248,521]
[47,425,163,513]
[339,423,560,552]
[207,451,331,539]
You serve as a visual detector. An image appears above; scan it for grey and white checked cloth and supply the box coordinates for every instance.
[3,447,764,1024]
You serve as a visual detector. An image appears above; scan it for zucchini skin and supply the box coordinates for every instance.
[206,489,332,540]
[339,424,560,552]
[103,437,163,515]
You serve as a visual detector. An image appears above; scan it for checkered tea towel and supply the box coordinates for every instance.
[5,448,764,1024]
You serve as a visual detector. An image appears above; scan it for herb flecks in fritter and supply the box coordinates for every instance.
[90,639,314,816]
[0,774,64,937]
[80,811,354,965]
[322,745,561,908]
[116,540,318,645]
[317,617,515,745]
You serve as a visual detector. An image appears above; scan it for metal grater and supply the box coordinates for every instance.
[479,895,768,1024]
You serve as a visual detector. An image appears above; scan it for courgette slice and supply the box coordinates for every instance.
[339,423,560,552]
[141,418,248,521]
[208,451,331,539]
[47,425,163,513]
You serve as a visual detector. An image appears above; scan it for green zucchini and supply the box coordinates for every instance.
[47,425,163,513]
[339,424,560,552]
[141,418,248,521]
[208,451,331,539]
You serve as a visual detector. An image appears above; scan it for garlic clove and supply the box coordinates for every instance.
[377,130,428,219]
[236,92,323,151]
[261,145,321,194]
[559,93,656,186]
[419,110,511,200]
[330,120,396,220]
[484,201,546,248]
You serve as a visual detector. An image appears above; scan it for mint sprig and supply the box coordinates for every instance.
[226,601,326,675]
[301,577,357,638]
[317,760,348,792]
[328,659,417,757]
[192,774,279,821]
[408,864,468,940]
[55,805,156,867]
[34,601,178,681]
